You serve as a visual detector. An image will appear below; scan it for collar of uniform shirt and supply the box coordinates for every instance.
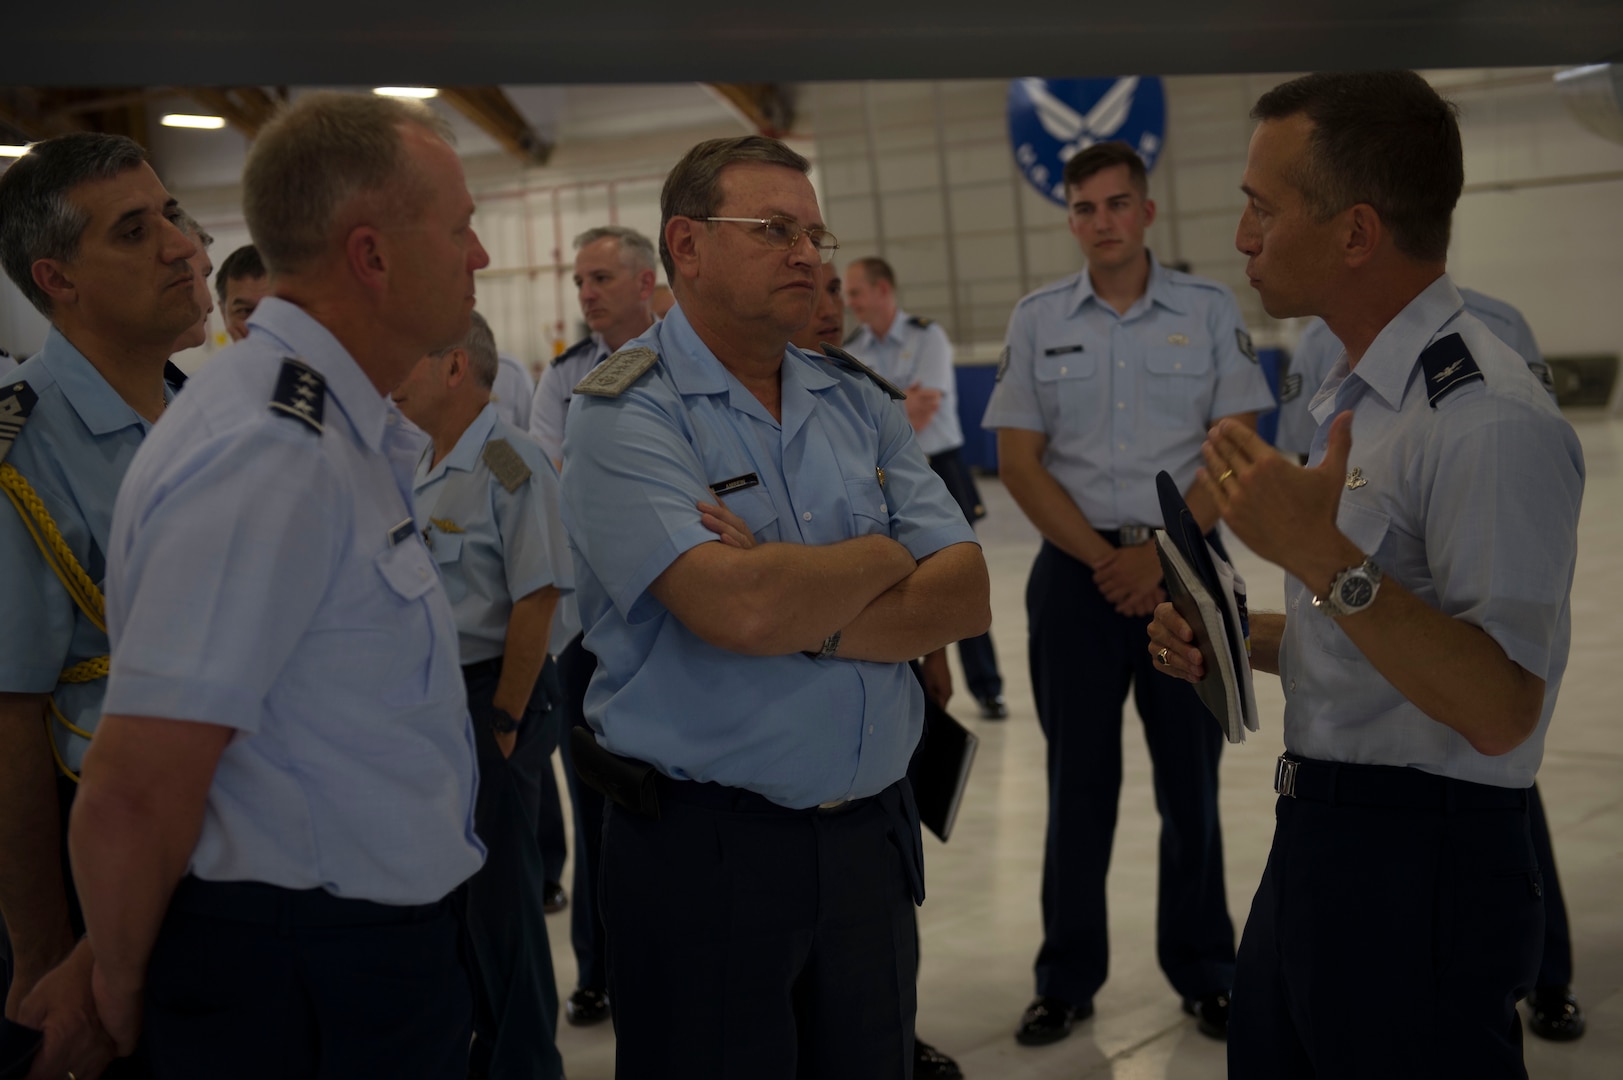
[35,326,170,436]
[245,296,396,452]
[418,402,498,484]
[656,303,841,410]
[1344,273,1466,412]
[1067,251,1188,318]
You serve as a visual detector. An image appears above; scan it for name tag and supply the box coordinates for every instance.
[710,472,760,496]
[1043,344,1085,356]
[388,518,416,546]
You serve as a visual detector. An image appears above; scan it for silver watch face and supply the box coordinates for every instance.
[1338,573,1376,610]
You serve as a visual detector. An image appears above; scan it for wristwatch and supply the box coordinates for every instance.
[804,630,842,660]
[489,707,523,734]
[1311,557,1383,617]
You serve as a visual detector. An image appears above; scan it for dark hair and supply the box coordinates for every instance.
[658,135,810,281]
[1251,71,1462,263]
[0,132,149,316]
[1062,141,1148,200]
[214,243,267,303]
[850,256,895,288]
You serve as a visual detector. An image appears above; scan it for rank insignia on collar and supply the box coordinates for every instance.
[876,466,886,488]
[269,358,325,434]
[1345,467,1368,490]
[0,380,39,466]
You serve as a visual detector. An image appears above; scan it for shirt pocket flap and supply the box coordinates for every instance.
[1035,351,1097,382]
[720,486,779,539]
[1336,499,1391,556]
[844,476,891,526]
[428,532,463,566]
[1145,346,1212,377]
[376,540,439,602]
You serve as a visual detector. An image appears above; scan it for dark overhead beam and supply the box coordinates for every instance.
[705,83,795,138]
[440,86,553,165]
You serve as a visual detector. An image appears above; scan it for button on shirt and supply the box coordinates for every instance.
[846,309,964,457]
[490,353,535,433]
[1278,275,1584,788]
[1276,287,1553,457]
[981,257,1276,528]
[102,298,484,905]
[414,403,573,665]
[0,330,175,774]
[529,334,608,463]
[560,305,977,809]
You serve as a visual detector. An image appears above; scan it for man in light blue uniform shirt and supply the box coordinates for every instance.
[562,135,990,1079]
[0,131,200,1080]
[986,140,1275,1047]
[396,308,567,1080]
[528,225,657,466]
[1276,286,1554,457]
[69,92,491,1078]
[490,352,535,432]
[1153,71,1585,1078]
[845,255,1008,720]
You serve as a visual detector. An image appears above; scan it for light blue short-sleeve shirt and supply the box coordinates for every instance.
[0,330,174,774]
[414,403,573,665]
[981,256,1277,529]
[490,353,535,433]
[1278,276,1584,788]
[560,306,977,809]
[529,335,608,464]
[103,298,485,905]
[846,309,965,457]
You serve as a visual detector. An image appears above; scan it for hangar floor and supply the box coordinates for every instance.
[547,410,1622,1079]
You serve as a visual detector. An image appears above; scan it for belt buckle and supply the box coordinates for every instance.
[1119,524,1151,547]
[818,798,848,811]
[1274,756,1299,798]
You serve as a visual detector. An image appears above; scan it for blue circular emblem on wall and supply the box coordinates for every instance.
[1008,77,1167,206]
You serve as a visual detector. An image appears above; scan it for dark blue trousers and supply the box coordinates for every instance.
[1528,783,1571,987]
[556,632,610,992]
[143,879,470,1079]
[602,780,920,1080]
[1027,541,1235,1006]
[1230,765,1542,1078]
[927,448,1003,700]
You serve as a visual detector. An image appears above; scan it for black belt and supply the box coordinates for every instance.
[169,876,448,928]
[1274,755,1529,812]
[462,657,503,680]
[656,774,874,817]
[1096,525,1153,547]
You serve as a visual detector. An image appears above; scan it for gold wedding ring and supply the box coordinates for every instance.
[1217,468,1235,485]
[1158,647,1171,665]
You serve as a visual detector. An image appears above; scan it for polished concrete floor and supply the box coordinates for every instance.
[545,410,1623,1078]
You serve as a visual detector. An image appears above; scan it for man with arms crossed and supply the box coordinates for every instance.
[70,92,490,1077]
[1150,71,1584,1077]
[562,135,990,1078]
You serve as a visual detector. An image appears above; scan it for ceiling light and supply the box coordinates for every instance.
[162,114,227,130]
[0,144,30,158]
[373,87,439,99]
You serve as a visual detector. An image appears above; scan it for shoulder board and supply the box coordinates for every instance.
[907,315,935,329]
[819,343,906,400]
[268,358,325,433]
[0,378,40,466]
[573,346,658,398]
[1420,333,1483,408]
[482,438,532,493]
[552,336,595,366]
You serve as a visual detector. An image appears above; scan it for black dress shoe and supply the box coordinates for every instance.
[1015,996,1090,1046]
[1526,985,1585,1041]
[565,986,611,1026]
[543,881,568,914]
[977,694,1009,720]
[914,1038,963,1080]
[1183,992,1229,1040]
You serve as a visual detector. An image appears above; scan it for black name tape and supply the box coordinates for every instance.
[1043,344,1085,356]
[388,518,416,546]
[710,473,760,496]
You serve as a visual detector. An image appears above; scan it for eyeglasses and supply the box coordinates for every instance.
[699,216,840,263]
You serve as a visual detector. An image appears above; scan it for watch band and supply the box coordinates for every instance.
[489,707,522,734]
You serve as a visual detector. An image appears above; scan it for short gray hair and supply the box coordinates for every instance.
[435,309,499,388]
[243,91,454,277]
[0,132,149,316]
[574,225,656,275]
[177,209,213,249]
[658,136,810,281]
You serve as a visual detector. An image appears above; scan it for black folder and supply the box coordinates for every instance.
[908,699,979,843]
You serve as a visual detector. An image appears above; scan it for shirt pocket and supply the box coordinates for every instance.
[373,540,443,705]
[1033,348,1098,426]
[719,486,779,545]
[1144,345,1214,427]
[427,532,466,604]
[1307,499,1392,661]
[843,476,892,538]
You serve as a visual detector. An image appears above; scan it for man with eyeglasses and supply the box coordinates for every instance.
[560,135,991,1079]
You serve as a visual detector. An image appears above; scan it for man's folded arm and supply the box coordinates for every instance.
[835,541,991,663]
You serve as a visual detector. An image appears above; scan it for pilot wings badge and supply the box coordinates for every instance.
[1345,467,1368,491]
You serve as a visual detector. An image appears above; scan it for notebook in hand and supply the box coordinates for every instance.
[908,699,979,843]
